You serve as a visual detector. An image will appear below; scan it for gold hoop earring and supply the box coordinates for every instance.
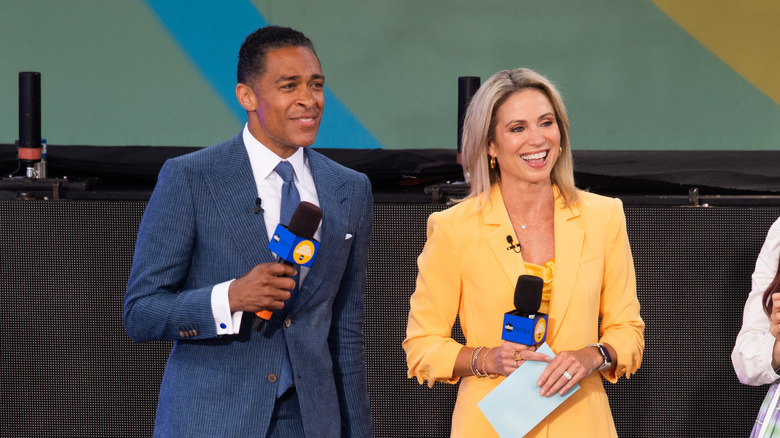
[489,156,496,169]
[559,146,563,154]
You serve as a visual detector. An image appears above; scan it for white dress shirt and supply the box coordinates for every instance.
[733,217,780,385]
[210,125,320,335]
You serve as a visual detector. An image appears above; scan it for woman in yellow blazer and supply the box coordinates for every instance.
[403,68,644,437]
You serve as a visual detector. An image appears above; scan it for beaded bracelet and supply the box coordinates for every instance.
[471,346,486,377]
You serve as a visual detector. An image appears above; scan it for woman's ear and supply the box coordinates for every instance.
[236,83,257,112]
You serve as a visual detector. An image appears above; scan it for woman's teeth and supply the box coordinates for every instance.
[521,151,548,161]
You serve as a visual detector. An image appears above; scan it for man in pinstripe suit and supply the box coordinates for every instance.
[124,26,373,438]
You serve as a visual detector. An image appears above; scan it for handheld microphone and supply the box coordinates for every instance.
[501,275,548,345]
[253,201,323,331]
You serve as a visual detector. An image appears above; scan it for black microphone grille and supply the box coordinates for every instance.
[288,201,323,239]
[514,275,544,314]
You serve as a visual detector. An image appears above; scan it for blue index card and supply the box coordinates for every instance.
[477,343,580,437]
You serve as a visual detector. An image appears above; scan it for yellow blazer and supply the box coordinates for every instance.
[404,185,644,438]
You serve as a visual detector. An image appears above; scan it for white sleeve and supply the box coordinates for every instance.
[732,218,780,385]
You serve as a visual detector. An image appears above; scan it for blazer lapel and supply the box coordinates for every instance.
[203,133,275,268]
[484,185,528,289]
[287,149,348,314]
[547,194,584,343]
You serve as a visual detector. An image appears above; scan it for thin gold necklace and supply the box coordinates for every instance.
[509,216,550,230]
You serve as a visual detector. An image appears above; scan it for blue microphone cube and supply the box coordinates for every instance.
[268,225,320,267]
[501,312,548,345]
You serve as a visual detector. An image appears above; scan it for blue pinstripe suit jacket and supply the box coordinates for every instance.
[123,132,374,437]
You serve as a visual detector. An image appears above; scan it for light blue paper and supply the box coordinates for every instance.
[477,343,580,437]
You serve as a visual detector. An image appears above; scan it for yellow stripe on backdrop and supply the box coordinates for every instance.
[653,0,780,105]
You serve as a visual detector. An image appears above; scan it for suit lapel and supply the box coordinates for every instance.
[548,194,584,343]
[203,133,274,269]
[288,149,348,314]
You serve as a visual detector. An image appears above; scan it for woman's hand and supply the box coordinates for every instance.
[771,293,780,341]
[536,346,602,397]
[485,341,551,377]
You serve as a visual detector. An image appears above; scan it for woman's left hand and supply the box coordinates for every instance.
[536,347,601,397]
[770,293,780,341]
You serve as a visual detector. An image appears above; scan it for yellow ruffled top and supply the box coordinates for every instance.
[524,259,554,314]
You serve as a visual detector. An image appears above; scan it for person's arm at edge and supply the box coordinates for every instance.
[123,159,217,342]
[596,197,644,383]
[733,218,780,385]
[403,210,464,387]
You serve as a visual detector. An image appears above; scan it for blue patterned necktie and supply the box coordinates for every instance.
[273,161,299,397]
[274,161,301,310]
[275,161,300,226]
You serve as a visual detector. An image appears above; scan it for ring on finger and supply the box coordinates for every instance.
[562,370,573,380]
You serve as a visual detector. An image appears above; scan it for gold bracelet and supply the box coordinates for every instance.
[480,347,493,376]
[471,346,484,377]
[473,346,488,377]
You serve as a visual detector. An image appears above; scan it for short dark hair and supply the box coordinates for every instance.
[237,26,317,85]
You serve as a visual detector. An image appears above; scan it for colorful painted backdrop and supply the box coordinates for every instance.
[1,0,778,150]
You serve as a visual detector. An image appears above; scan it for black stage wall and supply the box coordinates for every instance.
[0,200,774,437]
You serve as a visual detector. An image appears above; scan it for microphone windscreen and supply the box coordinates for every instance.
[287,201,323,239]
[514,275,544,314]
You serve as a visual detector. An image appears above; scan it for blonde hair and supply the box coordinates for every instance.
[460,68,578,207]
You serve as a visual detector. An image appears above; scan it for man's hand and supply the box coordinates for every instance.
[228,263,297,313]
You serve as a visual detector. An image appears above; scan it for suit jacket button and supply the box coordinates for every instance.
[267,374,278,383]
[179,328,198,337]
[284,318,292,328]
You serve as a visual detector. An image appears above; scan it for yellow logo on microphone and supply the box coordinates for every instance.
[534,318,546,343]
[293,240,316,264]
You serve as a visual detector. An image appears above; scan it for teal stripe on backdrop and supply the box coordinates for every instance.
[144,0,381,149]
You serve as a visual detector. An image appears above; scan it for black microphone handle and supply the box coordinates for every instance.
[252,315,266,331]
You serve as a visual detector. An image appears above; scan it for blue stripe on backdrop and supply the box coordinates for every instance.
[144,0,381,149]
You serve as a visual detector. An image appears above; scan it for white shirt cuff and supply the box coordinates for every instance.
[211,279,243,335]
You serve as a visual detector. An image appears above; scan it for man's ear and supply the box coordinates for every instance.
[236,83,257,112]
